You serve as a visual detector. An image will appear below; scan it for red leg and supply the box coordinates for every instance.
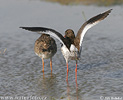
[66,63,69,81]
[50,58,52,72]
[75,60,77,83]
[75,60,77,72]
[42,58,44,72]
[67,63,69,73]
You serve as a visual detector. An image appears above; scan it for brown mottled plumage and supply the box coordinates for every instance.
[34,34,57,72]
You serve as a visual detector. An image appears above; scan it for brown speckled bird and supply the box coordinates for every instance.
[34,34,57,72]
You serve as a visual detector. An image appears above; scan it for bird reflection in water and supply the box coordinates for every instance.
[66,77,79,100]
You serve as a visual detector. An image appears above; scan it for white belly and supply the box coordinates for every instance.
[35,52,53,59]
[61,45,79,63]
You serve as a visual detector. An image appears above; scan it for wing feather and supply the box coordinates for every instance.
[20,27,66,47]
[75,9,112,54]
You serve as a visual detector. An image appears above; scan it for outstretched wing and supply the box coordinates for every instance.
[20,27,67,47]
[75,9,112,54]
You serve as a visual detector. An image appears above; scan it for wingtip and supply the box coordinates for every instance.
[103,9,112,15]
[19,27,25,29]
[109,9,113,11]
[103,9,112,16]
[103,9,112,18]
[106,9,113,14]
[19,27,30,31]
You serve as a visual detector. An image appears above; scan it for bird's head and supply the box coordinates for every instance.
[64,29,75,44]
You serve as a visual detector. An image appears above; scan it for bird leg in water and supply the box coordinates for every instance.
[50,58,52,73]
[42,58,44,72]
[66,63,69,81]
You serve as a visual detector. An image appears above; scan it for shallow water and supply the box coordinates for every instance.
[0,0,123,100]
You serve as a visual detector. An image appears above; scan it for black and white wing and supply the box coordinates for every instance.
[20,27,67,47]
[75,9,112,54]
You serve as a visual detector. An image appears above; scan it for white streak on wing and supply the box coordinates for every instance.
[79,21,100,48]
[70,44,78,52]
[61,45,70,62]
[38,31,65,45]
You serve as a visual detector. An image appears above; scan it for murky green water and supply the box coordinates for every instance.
[0,0,123,100]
